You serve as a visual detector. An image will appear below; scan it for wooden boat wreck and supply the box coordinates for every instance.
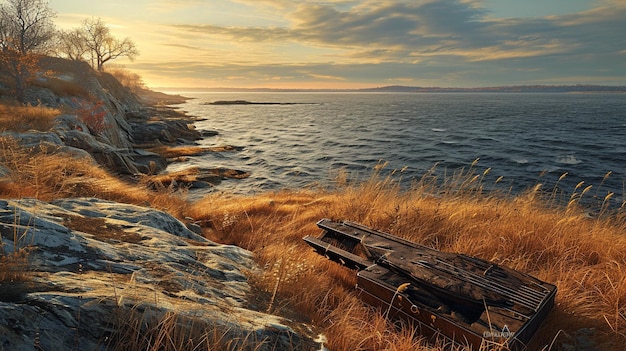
[303,219,557,350]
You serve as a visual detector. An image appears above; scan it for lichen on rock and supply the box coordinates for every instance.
[0,198,314,350]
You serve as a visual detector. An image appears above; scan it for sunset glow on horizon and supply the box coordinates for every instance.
[49,0,626,90]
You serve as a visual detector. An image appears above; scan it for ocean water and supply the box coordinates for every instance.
[169,92,625,209]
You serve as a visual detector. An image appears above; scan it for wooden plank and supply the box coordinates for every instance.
[303,235,371,270]
[304,219,557,350]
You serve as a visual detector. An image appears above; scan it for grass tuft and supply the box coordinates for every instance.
[32,77,91,98]
[0,207,34,291]
[0,102,60,132]
[106,308,271,351]
[0,136,190,217]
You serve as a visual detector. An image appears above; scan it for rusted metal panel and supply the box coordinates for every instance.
[303,219,557,350]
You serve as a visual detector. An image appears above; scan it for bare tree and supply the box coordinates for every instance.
[81,17,138,71]
[0,0,56,54]
[55,28,88,61]
[0,0,56,102]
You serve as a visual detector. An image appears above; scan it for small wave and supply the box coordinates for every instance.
[556,155,583,165]
[513,158,529,164]
[431,128,447,132]
[281,170,311,177]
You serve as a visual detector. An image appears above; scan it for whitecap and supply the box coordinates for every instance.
[431,128,447,132]
[513,158,529,164]
[556,155,582,165]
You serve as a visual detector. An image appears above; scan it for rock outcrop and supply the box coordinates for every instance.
[12,57,205,176]
[0,58,287,349]
[0,198,317,350]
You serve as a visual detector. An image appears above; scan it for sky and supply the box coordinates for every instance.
[48,0,626,89]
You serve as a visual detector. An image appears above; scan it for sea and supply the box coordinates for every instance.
[167,92,625,210]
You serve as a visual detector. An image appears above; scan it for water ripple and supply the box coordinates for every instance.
[174,92,626,207]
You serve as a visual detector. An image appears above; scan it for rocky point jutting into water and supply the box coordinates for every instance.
[0,57,319,350]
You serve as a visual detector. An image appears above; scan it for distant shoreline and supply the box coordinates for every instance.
[155,84,626,94]
[203,100,316,105]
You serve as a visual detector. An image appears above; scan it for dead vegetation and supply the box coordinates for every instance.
[0,102,60,132]
[0,136,189,217]
[0,116,624,349]
[106,309,277,351]
[187,168,626,351]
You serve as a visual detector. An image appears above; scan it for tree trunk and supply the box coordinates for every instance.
[15,74,25,103]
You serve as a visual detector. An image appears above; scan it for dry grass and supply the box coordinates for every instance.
[0,228,32,285]
[0,199,34,294]
[1,129,625,349]
[141,167,206,189]
[0,102,60,132]
[107,309,271,351]
[32,77,91,98]
[0,136,190,218]
[186,169,626,351]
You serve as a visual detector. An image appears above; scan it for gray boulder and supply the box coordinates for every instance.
[0,198,317,350]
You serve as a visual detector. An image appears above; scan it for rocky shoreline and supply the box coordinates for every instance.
[0,58,320,350]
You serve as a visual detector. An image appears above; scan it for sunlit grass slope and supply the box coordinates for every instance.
[188,170,626,350]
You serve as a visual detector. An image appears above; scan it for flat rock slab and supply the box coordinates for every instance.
[0,198,316,350]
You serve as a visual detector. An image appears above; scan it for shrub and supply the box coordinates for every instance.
[72,98,107,134]
[105,66,145,94]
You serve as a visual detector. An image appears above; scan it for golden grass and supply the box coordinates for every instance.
[0,102,60,132]
[0,195,34,288]
[185,171,626,351]
[107,309,271,351]
[32,77,91,98]
[140,167,204,189]
[0,136,190,218]
[0,235,32,284]
[1,131,625,349]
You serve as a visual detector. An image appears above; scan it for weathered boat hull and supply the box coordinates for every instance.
[304,219,557,350]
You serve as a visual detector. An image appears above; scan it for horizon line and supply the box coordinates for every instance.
[152,84,626,93]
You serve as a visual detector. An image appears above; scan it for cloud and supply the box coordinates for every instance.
[170,24,292,42]
[169,0,625,59]
[153,0,626,87]
[161,43,204,51]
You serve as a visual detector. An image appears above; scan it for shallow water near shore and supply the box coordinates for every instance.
[168,92,625,209]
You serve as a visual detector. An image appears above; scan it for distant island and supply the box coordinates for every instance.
[204,100,315,105]
[161,84,626,93]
